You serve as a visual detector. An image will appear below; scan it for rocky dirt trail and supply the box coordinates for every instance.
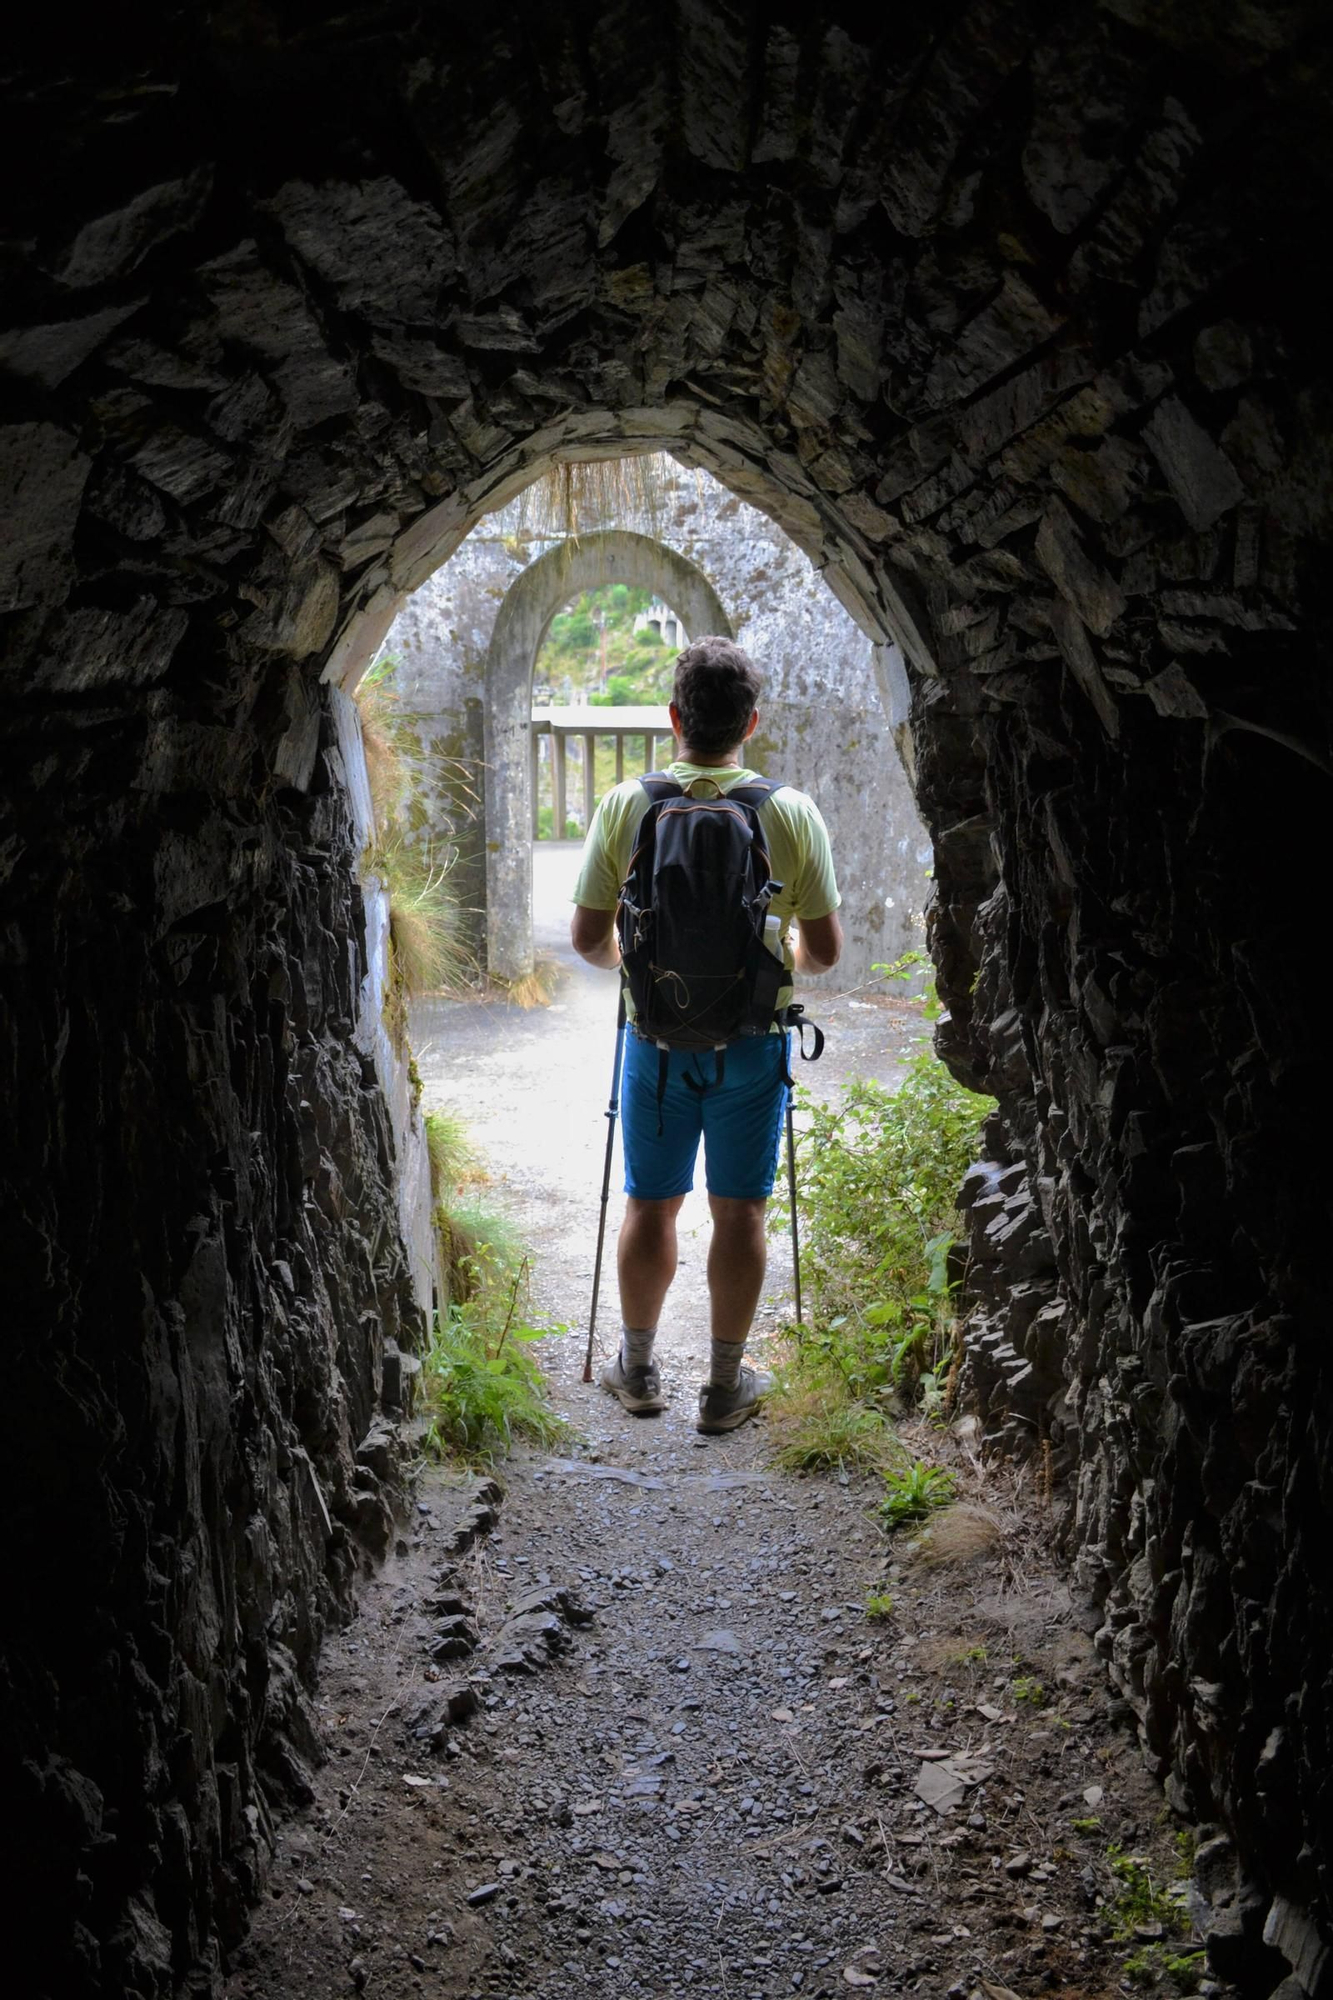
[225,851,1200,2000]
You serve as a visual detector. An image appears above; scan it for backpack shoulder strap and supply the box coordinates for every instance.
[726,778,783,809]
[638,773,683,802]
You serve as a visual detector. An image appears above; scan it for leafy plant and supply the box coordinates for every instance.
[1103,1843,1202,1989]
[863,1592,895,1621]
[1011,1674,1046,1706]
[772,1006,991,1420]
[873,947,942,1019]
[880,1459,956,1529]
[421,1207,568,1465]
[1122,1945,1206,1991]
[1106,1847,1184,1940]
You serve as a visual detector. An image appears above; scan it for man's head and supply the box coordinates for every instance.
[670,637,763,758]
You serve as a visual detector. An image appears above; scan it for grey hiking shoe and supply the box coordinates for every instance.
[696,1365,773,1434]
[601,1352,667,1414]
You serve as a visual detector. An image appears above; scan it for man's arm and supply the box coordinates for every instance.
[793,911,842,973]
[571,905,620,970]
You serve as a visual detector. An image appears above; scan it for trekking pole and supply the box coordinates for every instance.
[583,991,627,1383]
[785,1092,803,1330]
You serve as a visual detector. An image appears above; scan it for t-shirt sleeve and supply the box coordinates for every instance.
[787,796,841,919]
[571,788,629,910]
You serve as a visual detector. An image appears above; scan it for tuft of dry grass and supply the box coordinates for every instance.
[391,900,449,995]
[915,1633,994,1674]
[494,956,560,1010]
[901,1502,1005,1569]
[378,835,476,1001]
[356,656,411,826]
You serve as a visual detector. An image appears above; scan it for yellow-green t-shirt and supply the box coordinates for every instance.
[571,761,840,1018]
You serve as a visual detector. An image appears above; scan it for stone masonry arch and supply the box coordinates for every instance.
[5,7,1333,1990]
[483,528,732,980]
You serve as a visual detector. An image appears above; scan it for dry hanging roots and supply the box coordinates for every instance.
[1038,1435,1055,1505]
[942,1319,964,1416]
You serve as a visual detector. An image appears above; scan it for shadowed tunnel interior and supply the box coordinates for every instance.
[3,4,1332,1994]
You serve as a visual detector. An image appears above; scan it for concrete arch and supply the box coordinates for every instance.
[482,530,734,982]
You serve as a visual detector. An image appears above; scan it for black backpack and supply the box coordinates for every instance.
[616,772,788,1052]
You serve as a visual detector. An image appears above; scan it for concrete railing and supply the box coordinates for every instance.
[530,703,672,835]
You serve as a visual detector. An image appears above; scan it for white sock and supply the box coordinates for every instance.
[621,1324,656,1370]
[709,1337,743,1390]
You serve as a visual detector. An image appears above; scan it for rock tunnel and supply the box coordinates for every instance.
[2,4,1331,1993]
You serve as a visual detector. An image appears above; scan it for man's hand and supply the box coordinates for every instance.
[571,905,620,970]
[792,911,842,973]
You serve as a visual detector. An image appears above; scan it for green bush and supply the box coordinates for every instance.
[535,584,677,704]
[550,609,596,650]
[786,1040,991,1409]
[536,805,581,839]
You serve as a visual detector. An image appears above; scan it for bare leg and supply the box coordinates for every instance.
[706,1195,769,1346]
[617,1195,686,1330]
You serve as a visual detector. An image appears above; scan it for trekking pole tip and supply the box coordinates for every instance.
[581,1360,594,1384]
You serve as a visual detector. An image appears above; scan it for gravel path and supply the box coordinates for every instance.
[225,849,1197,2000]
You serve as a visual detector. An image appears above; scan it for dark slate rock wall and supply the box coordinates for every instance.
[2,3,1332,1990]
[0,680,423,1996]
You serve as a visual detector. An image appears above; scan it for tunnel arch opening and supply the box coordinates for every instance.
[5,5,1332,1991]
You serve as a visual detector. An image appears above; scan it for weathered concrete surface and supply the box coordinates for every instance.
[383,469,930,986]
[330,686,439,1316]
[482,528,732,980]
[3,5,1333,1992]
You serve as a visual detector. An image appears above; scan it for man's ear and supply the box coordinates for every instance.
[744,708,759,739]
[668,700,682,732]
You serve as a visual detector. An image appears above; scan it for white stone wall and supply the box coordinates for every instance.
[383,463,932,985]
[331,686,440,1317]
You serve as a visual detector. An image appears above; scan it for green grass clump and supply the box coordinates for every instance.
[767,1366,907,1474]
[421,1207,568,1466]
[879,1459,956,1529]
[425,1107,474,1197]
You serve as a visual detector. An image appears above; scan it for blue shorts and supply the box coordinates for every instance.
[620,1032,791,1201]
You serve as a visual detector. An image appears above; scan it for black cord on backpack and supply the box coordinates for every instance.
[781,1004,825,1085]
